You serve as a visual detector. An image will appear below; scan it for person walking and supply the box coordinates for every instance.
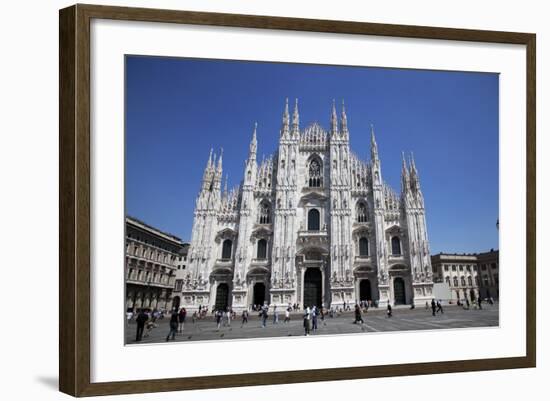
[216,309,223,330]
[261,305,268,328]
[178,307,186,333]
[241,310,248,327]
[386,304,393,318]
[284,306,291,323]
[478,296,483,310]
[354,304,364,324]
[311,306,318,332]
[135,309,148,342]
[303,307,312,336]
[166,309,179,341]
[273,305,279,324]
[431,298,436,316]
[226,307,232,327]
[436,300,444,314]
[465,298,470,310]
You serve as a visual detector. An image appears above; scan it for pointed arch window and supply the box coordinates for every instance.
[391,236,401,256]
[359,237,369,256]
[308,159,323,187]
[257,239,267,259]
[221,239,232,260]
[258,202,271,224]
[307,209,320,231]
[357,202,368,223]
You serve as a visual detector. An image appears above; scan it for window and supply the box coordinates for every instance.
[491,263,497,270]
[308,159,323,187]
[467,276,473,286]
[175,279,183,291]
[307,209,320,231]
[445,276,450,285]
[460,277,466,286]
[356,202,368,223]
[359,237,368,256]
[459,265,464,271]
[257,239,267,259]
[453,277,458,287]
[483,275,489,286]
[444,265,449,272]
[259,202,271,224]
[222,239,232,259]
[391,236,401,255]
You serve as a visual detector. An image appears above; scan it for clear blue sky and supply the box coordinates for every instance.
[125,55,499,254]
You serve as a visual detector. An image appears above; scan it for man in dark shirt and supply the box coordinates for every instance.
[135,309,149,342]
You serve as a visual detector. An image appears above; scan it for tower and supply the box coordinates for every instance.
[328,100,354,308]
[270,98,300,307]
[401,152,434,305]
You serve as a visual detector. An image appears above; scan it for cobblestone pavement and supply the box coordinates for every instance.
[126,303,499,345]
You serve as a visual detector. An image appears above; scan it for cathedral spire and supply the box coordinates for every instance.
[370,124,379,162]
[217,147,223,173]
[410,151,420,190]
[281,98,290,138]
[207,147,213,169]
[291,98,300,136]
[340,99,348,138]
[330,99,338,138]
[249,122,258,159]
[223,174,228,195]
[401,151,410,194]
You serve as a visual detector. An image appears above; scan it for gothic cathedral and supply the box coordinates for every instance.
[181,99,434,311]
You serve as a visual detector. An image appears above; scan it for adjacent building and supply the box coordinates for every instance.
[181,99,435,312]
[125,216,187,311]
[431,249,499,302]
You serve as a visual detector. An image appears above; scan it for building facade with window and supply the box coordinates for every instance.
[431,250,499,302]
[181,99,434,312]
[125,216,186,312]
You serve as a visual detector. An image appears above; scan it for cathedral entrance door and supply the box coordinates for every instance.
[359,279,372,302]
[253,282,266,307]
[393,277,406,305]
[303,268,322,308]
[214,283,229,311]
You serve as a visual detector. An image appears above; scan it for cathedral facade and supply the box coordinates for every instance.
[180,99,434,312]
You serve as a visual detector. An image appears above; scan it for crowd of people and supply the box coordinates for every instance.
[129,296,496,341]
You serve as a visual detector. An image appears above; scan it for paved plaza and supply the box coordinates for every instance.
[126,303,499,345]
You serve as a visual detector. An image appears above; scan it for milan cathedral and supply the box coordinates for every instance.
[180,99,434,312]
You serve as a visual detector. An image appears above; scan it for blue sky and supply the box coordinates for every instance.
[125,56,499,254]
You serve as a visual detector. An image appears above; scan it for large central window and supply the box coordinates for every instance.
[308,159,323,187]
[307,208,320,231]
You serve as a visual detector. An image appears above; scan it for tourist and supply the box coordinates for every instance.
[126,309,133,325]
[226,307,232,327]
[354,304,364,324]
[312,306,318,331]
[135,309,148,342]
[386,304,393,318]
[241,310,248,327]
[165,309,179,341]
[216,309,223,330]
[261,305,268,328]
[436,300,444,314]
[431,298,436,316]
[273,305,279,324]
[178,307,186,333]
[303,307,312,336]
[477,296,483,310]
[284,306,291,323]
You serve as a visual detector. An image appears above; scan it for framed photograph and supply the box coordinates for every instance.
[59,4,536,397]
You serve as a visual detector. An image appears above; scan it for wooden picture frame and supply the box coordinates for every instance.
[59,3,536,397]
